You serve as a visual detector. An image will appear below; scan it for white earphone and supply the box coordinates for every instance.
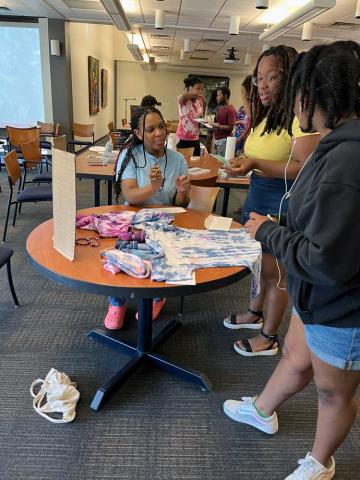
[274,138,313,290]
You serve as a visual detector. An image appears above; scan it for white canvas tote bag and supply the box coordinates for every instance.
[30,368,80,423]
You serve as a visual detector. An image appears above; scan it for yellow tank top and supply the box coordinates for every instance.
[244,116,312,162]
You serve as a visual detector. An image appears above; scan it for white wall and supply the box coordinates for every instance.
[68,23,115,140]
[116,61,246,125]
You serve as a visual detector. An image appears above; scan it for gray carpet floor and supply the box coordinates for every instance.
[0,165,359,480]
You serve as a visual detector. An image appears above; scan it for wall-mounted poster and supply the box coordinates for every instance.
[88,56,99,114]
[101,69,108,108]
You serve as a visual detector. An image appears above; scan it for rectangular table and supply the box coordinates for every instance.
[216,176,250,217]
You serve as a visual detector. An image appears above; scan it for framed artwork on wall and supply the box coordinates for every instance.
[88,56,99,114]
[101,69,108,108]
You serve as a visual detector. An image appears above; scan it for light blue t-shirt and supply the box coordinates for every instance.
[116,145,188,205]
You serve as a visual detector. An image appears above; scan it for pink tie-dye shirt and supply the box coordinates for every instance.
[176,96,204,141]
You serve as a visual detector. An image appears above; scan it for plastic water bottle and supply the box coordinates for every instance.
[102,139,113,165]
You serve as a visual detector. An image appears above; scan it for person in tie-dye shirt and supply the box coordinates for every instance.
[176,75,205,156]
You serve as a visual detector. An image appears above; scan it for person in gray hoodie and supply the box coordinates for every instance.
[223,41,360,480]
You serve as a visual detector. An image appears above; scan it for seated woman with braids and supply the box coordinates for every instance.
[104,106,191,330]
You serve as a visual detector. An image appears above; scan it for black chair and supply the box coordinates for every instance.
[0,246,19,307]
[2,150,52,242]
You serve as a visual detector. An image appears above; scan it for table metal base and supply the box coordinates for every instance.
[88,298,212,410]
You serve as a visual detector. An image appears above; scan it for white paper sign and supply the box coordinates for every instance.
[52,149,76,261]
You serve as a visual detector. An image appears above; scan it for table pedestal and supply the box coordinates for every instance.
[88,298,212,410]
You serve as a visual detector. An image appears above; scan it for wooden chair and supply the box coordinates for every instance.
[6,126,40,154]
[179,185,220,314]
[37,121,61,149]
[67,123,94,153]
[176,147,194,157]
[2,150,52,242]
[20,139,52,186]
[0,246,19,307]
[108,121,115,133]
[37,121,55,135]
[188,185,220,213]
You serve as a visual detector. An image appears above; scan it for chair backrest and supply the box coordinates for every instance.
[108,121,115,133]
[121,118,127,126]
[37,121,55,135]
[4,150,21,185]
[176,147,194,157]
[188,185,220,213]
[73,122,94,138]
[20,139,42,168]
[52,134,67,151]
[6,126,40,148]
[110,132,118,149]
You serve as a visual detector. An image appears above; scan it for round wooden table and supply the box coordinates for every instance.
[27,206,249,410]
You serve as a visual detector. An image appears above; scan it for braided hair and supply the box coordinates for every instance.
[114,106,167,201]
[286,40,360,134]
[250,45,298,135]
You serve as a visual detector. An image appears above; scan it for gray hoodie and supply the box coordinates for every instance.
[256,119,360,327]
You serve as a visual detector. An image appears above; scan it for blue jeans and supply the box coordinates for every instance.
[293,308,360,371]
[241,172,293,253]
[109,296,162,306]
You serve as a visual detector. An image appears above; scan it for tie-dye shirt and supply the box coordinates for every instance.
[144,223,262,296]
[176,96,204,141]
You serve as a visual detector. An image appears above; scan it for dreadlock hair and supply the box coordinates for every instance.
[114,106,167,202]
[250,45,298,135]
[286,40,360,135]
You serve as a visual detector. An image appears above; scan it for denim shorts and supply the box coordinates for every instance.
[293,308,360,371]
[241,172,293,253]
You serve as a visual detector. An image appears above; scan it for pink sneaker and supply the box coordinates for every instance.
[104,305,127,330]
[135,299,166,321]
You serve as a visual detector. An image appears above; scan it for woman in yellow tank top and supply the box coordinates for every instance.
[223,45,319,356]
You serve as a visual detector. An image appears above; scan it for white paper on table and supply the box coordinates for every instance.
[89,146,105,152]
[204,214,233,231]
[150,207,187,214]
[166,271,196,285]
[188,167,211,175]
[225,136,236,161]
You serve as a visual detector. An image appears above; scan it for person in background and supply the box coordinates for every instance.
[213,86,236,157]
[224,40,360,480]
[223,45,319,356]
[234,75,252,155]
[204,89,218,154]
[141,95,161,109]
[176,75,205,156]
[104,106,191,330]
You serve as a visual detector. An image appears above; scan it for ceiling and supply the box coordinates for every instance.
[1,0,360,74]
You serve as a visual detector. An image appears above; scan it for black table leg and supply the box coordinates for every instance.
[88,298,213,410]
[94,179,100,207]
[221,187,230,217]
[107,179,113,206]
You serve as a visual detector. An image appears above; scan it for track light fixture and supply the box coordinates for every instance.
[302,22,313,41]
[256,0,269,9]
[155,9,165,29]
[229,16,240,35]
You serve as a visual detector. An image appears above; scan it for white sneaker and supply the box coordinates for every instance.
[285,452,335,479]
[223,396,278,435]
